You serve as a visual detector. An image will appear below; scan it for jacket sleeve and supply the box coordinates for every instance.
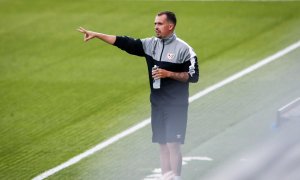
[182,47,199,83]
[187,56,199,83]
[113,36,145,57]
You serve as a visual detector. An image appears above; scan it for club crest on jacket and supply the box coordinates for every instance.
[167,53,175,60]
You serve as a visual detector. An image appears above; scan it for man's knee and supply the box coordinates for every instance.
[166,143,181,153]
[160,143,170,154]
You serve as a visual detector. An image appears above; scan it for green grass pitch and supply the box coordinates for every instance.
[1,0,300,179]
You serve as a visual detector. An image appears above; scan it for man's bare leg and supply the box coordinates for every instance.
[167,142,182,176]
[159,144,172,175]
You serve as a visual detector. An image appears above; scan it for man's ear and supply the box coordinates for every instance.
[168,23,175,31]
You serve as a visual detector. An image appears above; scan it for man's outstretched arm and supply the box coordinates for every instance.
[77,27,116,45]
[77,27,145,57]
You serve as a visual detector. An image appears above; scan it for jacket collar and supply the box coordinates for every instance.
[159,33,176,45]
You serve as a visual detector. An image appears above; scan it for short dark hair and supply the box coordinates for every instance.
[157,11,177,26]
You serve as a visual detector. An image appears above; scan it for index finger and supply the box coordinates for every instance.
[77,27,87,33]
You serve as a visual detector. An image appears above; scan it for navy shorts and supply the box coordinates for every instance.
[151,104,188,144]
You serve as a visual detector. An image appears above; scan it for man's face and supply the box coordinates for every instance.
[154,15,174,39]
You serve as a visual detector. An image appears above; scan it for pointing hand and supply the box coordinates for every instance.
[77,27,95,42]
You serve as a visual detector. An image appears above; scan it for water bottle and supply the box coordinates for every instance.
[152,65,160,89]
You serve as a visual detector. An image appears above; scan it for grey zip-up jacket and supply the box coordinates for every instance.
[114,33,199,106]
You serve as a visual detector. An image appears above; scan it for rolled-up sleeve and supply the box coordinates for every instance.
[182,46,199,83]
[187,56,199,83]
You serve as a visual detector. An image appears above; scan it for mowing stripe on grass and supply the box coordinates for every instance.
[163,0,300,2]
[32,40,300,180]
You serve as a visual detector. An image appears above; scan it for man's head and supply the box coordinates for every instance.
[155,11,177,39]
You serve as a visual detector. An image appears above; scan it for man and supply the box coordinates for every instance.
[78,11,199,180]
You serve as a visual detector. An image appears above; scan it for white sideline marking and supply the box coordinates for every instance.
[278,97,300,112]
[32,40,300,180]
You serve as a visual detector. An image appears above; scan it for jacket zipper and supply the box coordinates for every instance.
[159,39,165,61]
